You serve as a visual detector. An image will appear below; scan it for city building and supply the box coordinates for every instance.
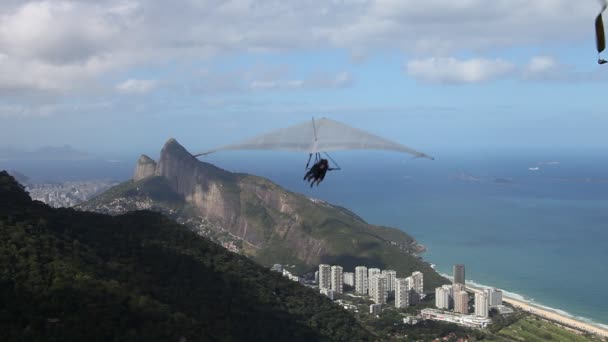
[382,270,397,293]
[454,291,469,314]
[371,275,387,304]
[282,269,299,282]
[395,278,410,308]
[443,284,454,307]
[453,264,465,285]
[475,292,489,318]
[370,304,382,315]
[485,288,503,306]
[331,265,344,294]
[271,264,283,272]
[314,271,319,284]
[404,276,413,291]
[421,308,492,329]
[355,266,368,295]
[320,288,336,300]
[403,316,420,325]
[319,264,331,290]
[408,288,420,306]
[343,272,355,287]
[411,271,424,294]
[435,286,450,310]
[368,268,381,296]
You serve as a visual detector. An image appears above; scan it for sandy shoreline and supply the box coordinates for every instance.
[465,285,608,338]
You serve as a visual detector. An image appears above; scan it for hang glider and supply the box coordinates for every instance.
[596,0,608,64]
[194,117,433,160]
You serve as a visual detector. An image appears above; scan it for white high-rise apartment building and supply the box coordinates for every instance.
[355,266,368,295]
[411,271,424,294]
[444,284,454,308]
[405,276,413,291]
[454,291,469,314]
[343,272,354,287]
[368,268,381,296]
[331,265,343,294]
[475,292,489,318]
[435,286,450,309]
[485,288,503,306]
[319,264,331,290]
[395,278,410,308]
[382,270,397,293]
[371,275,387,304]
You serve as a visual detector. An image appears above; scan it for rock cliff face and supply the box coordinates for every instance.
[152,138,325,263]
[133,155,157,181]
[84,138,445,289]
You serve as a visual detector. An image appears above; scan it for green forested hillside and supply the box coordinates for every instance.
[0,171,372,342]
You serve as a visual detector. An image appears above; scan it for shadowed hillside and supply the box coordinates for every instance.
[0,171,373,342]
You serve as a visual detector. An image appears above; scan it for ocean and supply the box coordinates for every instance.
[214,151,608,327]
[3,150,608,326]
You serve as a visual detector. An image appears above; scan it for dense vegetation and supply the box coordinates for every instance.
[0,171,373,341]
[497,316,603,342]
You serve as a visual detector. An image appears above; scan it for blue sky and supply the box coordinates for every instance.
[1,0,607,157]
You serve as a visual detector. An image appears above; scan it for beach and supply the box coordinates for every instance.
[465,285,608,338]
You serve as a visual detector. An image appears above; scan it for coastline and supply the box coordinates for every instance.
[436,271,608,338]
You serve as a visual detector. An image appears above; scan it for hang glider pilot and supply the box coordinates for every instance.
[303,159,335,187]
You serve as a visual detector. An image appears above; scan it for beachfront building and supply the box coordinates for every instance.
[485,288,503,306]
[454,264,465,285]
[395,278,410,308]
[319,264,331,290]
[454,291,469,314]
[343,272,354,287]
[371,275,387,304]
[435,285,453,310]
[411,271,424,294]
[331,266,343,294]
[445,285,454,307]
[421,308,492,329]
[475,292,489,318]
[355,266,368,295]
[382,270,397,293]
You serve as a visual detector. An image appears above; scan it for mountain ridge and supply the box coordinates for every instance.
[0,170,373,341]
[80,138,446,290]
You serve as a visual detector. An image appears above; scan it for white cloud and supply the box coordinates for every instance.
[0,0,601,114]
[0,1,139,94]
[526,56,559,74]
[248,71,354,91]
[406,57,515,84]
[521,55,606,82]
[522,55,575,81]
[116,79,158,94]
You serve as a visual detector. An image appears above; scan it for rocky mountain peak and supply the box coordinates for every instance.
[155,138,235,195]
[133,154,157,182]
[160,138,191,158]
